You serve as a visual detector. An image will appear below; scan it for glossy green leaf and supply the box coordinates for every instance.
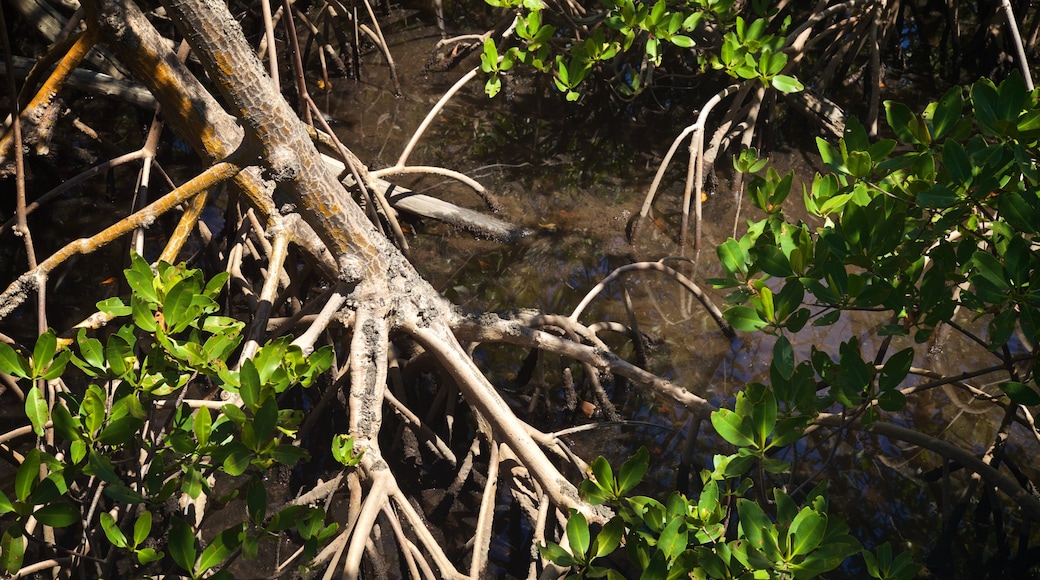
[125,253,158,302]
[878,348,914,392]
[162,279,194,333]
[718,238,749,276]
[999,381,1040,406]
[134,511,153,548]
[77,329,104,369]
[539,541,577,567]
[198,524,244,573]
[242,534,259,561]
[101,512,129,549]
[240,360,261,410]
[771,74,803,93]
[710,409,756,447]
[193,407,212,448]
[928,86,964,141]
[736,498,773,555]
[25,386,47,437]
[137,547,164,565]
[617,446,649,496]
[168,516,197,574]
[0,490,14,515]
[0,342,30,379]
[723,306,768,332]
[0,529,26,574]
[96,296,131,317]
[593,516,625,559]
[32,501,78,528]
[31,330,56,377]
[772,335,795,380]
[788,507,826,556]
[885,100,921,144]
[657,516,688,561]
[98,416,145,446]
[253,395,278,444]
[247,478,267,525]
[269,444,308,466]
[15,448,40,502]
[87,450,119,483]
[566,510,590,560]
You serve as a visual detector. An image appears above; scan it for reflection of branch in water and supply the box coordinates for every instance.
[570,259,735,339]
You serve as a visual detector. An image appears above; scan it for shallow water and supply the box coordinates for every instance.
[321,12,1040,577]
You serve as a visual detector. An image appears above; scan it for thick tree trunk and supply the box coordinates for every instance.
[80,0,596,574]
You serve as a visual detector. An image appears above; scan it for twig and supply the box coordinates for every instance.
[632,82,745,248]
[1002,0,1035,90]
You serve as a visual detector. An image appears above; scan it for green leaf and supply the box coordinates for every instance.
[222,443,252,476]
[736,498,774,556]
[878,348,914,392]
[31,330,57,377]
[87,450,119,484]
[198,524,244,573]
[539,541,577,568]
[711,409,756,447]
[253,396,278,444]
[96,296,131,317]
[885,100,921,144]
[77,329,105,369]
[162,278,195,333]
[137,547,165,565]
[132,295,157,332]
[0,342,31,379]
[125,253,158,302]
[718,238,749,276]
[33,501,79,527]
[134,511,153,548]
[0,529,26,574]
[747,384,777,448]
[772,336,795,380]
[594,517,625,559]
[670,35,694,48]
[242,534,259,561]
[723,306,768,332]
[168,516,197,574]
[25,386,48,437]
[331,434,362,467]
[617,446,649,496]
[16,448,40,502]
[999,381,1040,406]
[101,512,129,548]
[247,479,267,525]
[0,490,14,515]
[269,444,308,466]
[770,74,803,93]
[566,510,590,560]
[203,271,230,299]
[194,407,212,448]
[98,416,145,446]
[240,360,261,410]
[878,389,907,412]
[928,86,964,141]
[788,507,826,556]
[587,455,615,496]
[657,516,688,561]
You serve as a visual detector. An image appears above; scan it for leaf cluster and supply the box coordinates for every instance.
[479,0,803,100]
[0,254,352,577]
[714,72,1040,413]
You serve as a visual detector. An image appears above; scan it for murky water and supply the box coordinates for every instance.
[324,12,1040,578]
